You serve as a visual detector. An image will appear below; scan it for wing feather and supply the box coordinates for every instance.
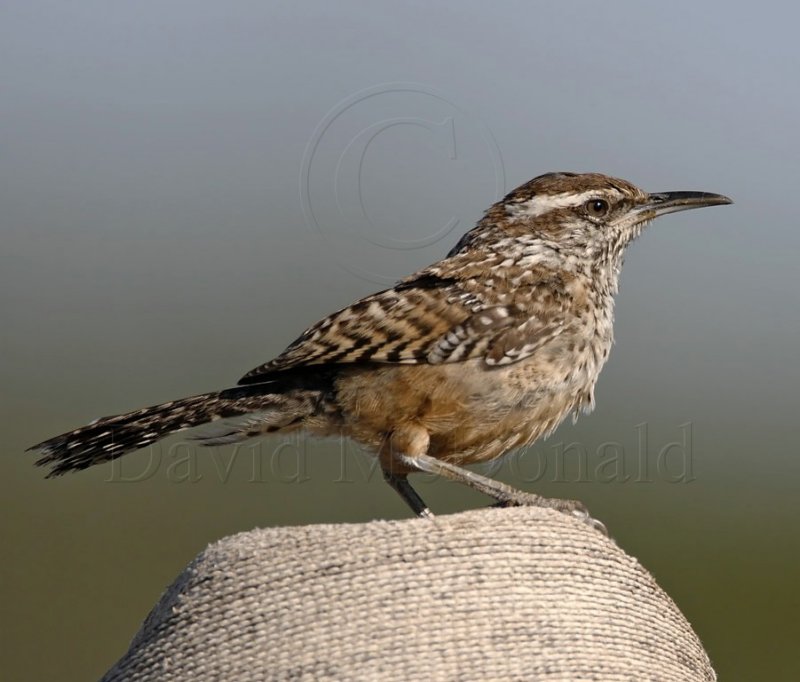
[238,270,573,384]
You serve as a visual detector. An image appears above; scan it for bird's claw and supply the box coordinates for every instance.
[491,495,608,536]
[570,508,609,536]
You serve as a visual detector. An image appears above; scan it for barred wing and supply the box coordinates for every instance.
[238,275,569,384]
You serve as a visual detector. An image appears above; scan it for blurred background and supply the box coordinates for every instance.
[2,2,798,680]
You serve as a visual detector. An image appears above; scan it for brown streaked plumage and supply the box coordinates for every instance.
[28,172,732,530]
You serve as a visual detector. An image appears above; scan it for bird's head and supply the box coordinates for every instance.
[494,172,732,263]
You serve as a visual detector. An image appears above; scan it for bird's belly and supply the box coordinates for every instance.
[331,347,605,464]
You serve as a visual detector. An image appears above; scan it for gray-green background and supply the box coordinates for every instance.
[2,2,798,680]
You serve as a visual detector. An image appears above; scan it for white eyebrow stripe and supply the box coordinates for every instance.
[507,189,622,218]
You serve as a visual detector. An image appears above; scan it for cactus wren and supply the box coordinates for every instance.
[29,172,731,527]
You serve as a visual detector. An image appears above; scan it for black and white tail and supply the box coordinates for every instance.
[28,384,320,477]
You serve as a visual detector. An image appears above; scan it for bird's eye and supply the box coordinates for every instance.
[585,198,610,218]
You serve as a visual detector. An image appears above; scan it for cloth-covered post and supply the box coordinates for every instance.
[102,507,715,681]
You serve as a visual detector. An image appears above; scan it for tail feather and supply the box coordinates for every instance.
[189,411,294,446]
[28,384,319,477]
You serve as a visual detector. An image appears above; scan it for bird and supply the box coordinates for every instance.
[28,172,731,528]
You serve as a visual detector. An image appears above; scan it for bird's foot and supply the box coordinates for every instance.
[492,494,608,536]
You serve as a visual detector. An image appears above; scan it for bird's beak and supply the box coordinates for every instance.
[639,191,733,218]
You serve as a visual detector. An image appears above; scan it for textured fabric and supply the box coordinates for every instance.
[102,507,715,681]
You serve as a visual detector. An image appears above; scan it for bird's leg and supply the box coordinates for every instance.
[380,428,436,519]
[382,470,434,519]
[396,451,607,534]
